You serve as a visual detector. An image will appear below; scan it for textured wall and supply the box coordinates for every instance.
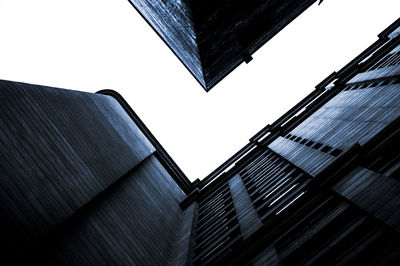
[0,80,189,265]
[269,79,400,176]
[350,45,400,83]
[128,0,316,90]
[334,167,400,233]
[229,174,262,239]
[128,0,205,87]
[48,155,186,265]
[189,0,316,89]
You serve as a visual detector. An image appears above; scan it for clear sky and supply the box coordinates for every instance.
[0,0,399,181]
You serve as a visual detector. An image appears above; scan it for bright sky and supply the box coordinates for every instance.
[0,0,399,181]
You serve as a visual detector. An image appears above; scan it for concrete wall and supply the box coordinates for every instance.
[0,80,189,265]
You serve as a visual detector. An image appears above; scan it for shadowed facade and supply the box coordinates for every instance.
[1,18,400,265]
[127,0,318,91]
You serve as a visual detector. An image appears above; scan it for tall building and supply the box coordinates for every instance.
[0,17,400,265]
[127,0,318,90]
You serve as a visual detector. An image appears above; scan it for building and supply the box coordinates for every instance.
[0,17,400,265]
[127,0,319,91]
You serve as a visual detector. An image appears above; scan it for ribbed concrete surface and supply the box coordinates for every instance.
[0,80,189,265]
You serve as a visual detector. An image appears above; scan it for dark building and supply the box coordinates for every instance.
[1,17,400,265]
[127,0,318,91]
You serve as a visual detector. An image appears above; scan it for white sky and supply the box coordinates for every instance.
[0,0,399,181]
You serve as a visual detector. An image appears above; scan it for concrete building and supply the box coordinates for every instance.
[0,17,399,265]
[127,0,319,90]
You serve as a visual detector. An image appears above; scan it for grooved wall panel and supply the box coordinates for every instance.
[128,0,317,90]
[333,167,400,233]
[0,79,154,250]
[349,65,400,83]
[229,174,263,239]
[128,0,204,86]
[389,26,400,39]
[170,202,197,266]
[269,80,400,176]
[289,82,400,148]
[193,181,241,265]
[190,0,317,89]
[48,155,187,265]
[249,245,282,266]
[268,137,335,177]
[349,44,400,83]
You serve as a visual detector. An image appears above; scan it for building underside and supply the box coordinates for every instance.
[127,0,318,91]
[0,17,400,266]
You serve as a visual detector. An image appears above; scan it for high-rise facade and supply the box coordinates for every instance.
[0,17,400,266]
[127,0,318,90]
[183,17,400,265]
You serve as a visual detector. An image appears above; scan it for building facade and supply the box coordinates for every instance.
[0,18,400,265]
[128,0,318,90]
